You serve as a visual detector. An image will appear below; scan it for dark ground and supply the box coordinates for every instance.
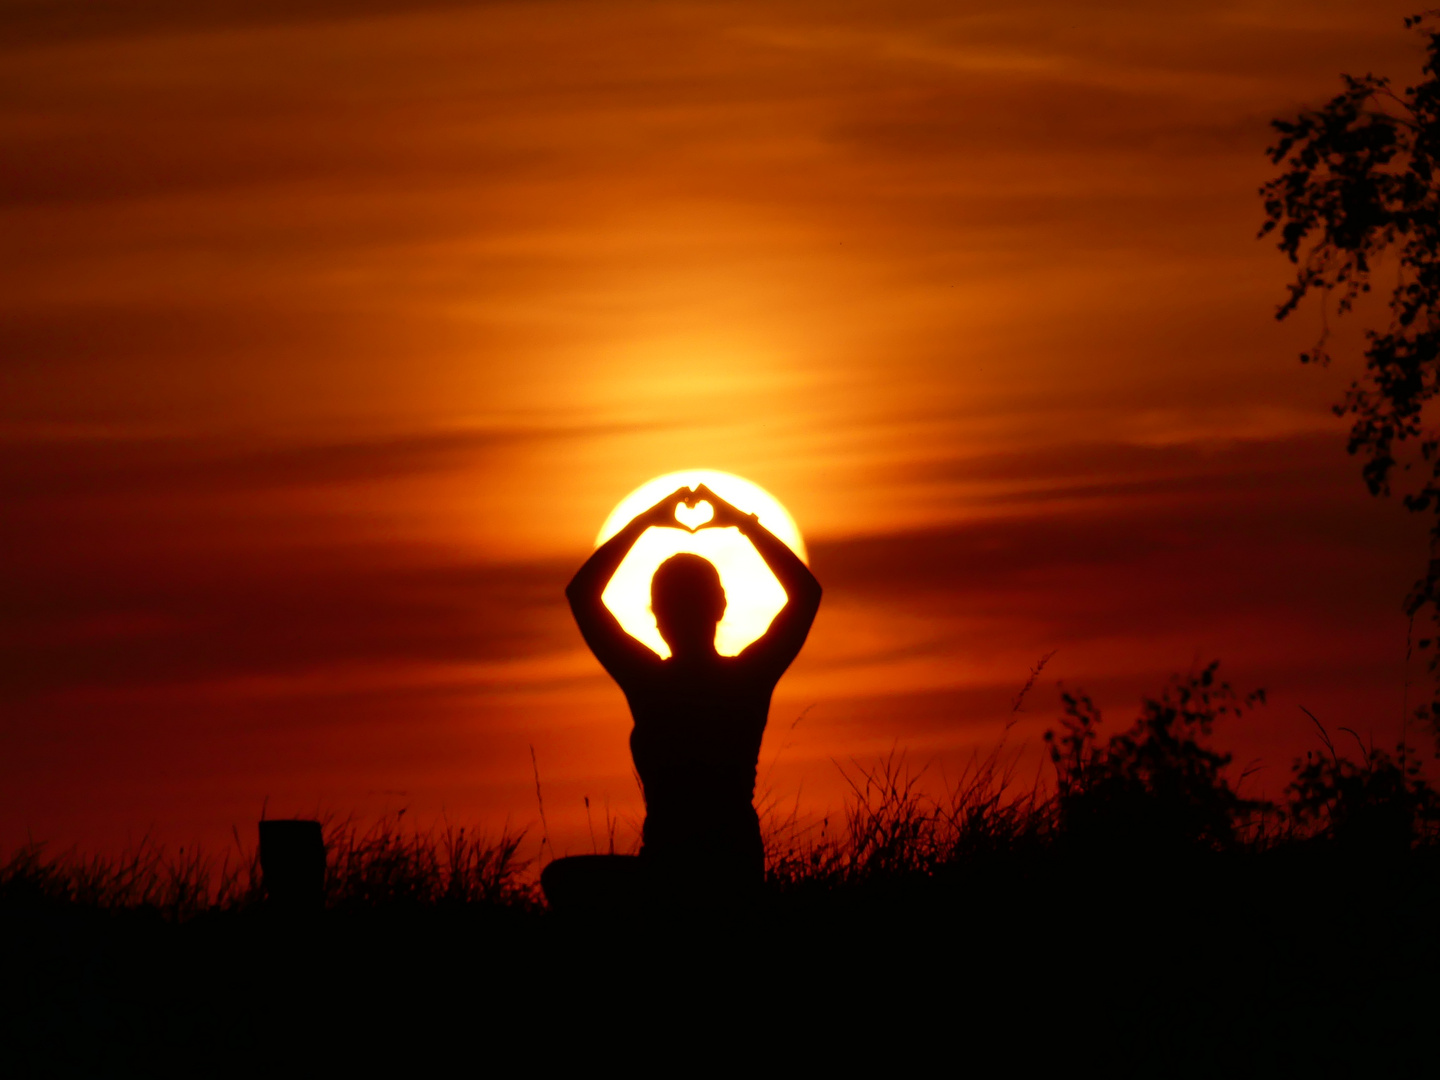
[5,852,1436,1075]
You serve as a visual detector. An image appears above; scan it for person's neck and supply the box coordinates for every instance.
[667,644,718,664]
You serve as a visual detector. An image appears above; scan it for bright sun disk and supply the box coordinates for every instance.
[597,470,807,658]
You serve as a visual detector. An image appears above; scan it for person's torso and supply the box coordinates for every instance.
[620,655,775,810]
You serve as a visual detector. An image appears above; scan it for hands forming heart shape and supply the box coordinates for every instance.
[674,500,714,530]
[646,484,754,533]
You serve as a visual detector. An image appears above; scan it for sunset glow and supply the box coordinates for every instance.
[1,0,1431,862]
[598,470,806,657]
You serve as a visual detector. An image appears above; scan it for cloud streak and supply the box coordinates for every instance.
[0,0,1428,852]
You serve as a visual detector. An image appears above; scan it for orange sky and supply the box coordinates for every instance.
[2,0,1432,858]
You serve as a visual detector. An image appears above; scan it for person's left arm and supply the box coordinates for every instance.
[694,484,822,676]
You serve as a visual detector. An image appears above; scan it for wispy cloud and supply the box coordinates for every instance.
[0,0,1426,851]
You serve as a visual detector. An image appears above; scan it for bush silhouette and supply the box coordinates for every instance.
[1289,733,1440,852]
[1045,662,1268,854]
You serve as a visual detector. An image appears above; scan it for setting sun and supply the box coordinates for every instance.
[597,470,807,657]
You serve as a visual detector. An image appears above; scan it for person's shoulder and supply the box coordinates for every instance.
[621,653,668,682]
[725,649,784,687]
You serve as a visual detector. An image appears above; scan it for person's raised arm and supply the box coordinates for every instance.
[566,486,691,681]
[694,484,822,674]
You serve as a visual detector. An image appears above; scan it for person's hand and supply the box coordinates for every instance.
[692,483,757,530]
[633,485,695,530]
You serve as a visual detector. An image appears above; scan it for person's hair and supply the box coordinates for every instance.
[650,553,726,625]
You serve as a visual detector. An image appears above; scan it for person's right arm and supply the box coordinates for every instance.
[566,486,691,681]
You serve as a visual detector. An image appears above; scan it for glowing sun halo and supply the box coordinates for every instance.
[597,470,807,658]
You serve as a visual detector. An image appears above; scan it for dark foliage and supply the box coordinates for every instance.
[1289,726,1440,850]
[1261,11,1440,735]
[1045,662,1267,854]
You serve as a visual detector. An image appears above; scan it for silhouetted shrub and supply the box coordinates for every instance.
[1289,737,1440,852]
[1046,662,1268,854]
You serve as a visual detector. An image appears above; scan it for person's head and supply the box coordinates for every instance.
[650,553,726,657]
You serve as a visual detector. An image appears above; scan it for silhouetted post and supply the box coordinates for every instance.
[259,820,326,911]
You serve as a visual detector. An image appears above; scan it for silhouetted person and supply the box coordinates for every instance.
[543,483,821,907]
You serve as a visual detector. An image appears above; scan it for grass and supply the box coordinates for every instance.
[1,817,537,918]
[0,835,253,919]
[322,816,536,909]
[761,743,1047,893]
[5,664,1440,1069]
[6,663,1439,917]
